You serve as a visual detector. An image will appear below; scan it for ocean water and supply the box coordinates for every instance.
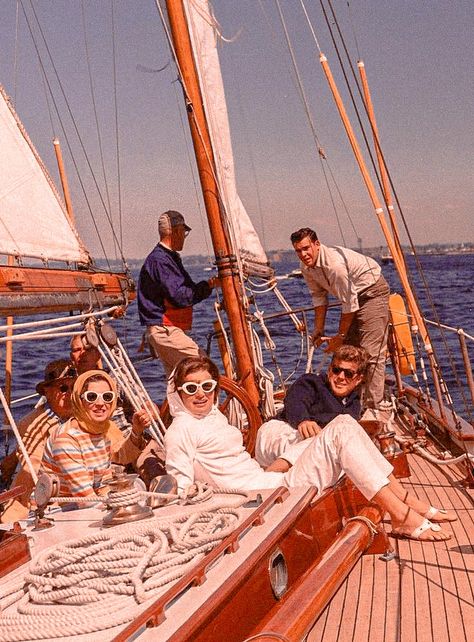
[1,253,473,442]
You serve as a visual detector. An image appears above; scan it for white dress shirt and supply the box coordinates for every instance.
[300,244,381,313]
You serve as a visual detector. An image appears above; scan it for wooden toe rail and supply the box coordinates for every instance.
[244,505,384,642]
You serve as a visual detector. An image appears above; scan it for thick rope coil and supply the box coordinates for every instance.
[45,478,219,510]
[0,488,249,641]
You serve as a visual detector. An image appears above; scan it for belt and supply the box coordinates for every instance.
[357,275,385,299]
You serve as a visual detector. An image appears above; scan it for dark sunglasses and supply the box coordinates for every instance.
[81,390,116,404]
[331,365,359,380]
[178,379,217,395]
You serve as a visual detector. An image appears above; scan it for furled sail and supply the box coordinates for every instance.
[184,0,273,278]
[0,85,90,265]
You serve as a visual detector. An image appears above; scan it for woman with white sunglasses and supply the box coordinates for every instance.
[165,356,454,541]
[42,370,146,498]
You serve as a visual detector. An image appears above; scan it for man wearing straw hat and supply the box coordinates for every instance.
[1,359,76,523]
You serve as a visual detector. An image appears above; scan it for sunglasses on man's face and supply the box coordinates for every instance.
[178,379,217,396]
[330,365,359,380]
[81,390,116,404]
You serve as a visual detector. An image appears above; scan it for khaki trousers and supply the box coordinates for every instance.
[346,276,390,408]
[146,325,200,376]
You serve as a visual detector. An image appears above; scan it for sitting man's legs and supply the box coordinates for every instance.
[255,419,308,468]
[283,414,393,499]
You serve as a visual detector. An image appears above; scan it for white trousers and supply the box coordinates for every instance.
[255,419,307,468]
[257,415,393,501]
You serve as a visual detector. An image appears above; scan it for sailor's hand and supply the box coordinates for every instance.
[323,334,345,353]
[208,276,221,289]
[297,420,322,439]
[311,331,325,347]
[132,402,159,433]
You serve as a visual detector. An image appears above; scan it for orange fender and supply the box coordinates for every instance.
[389,293,416,375]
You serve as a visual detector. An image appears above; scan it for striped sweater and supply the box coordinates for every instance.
[42,420,141,497]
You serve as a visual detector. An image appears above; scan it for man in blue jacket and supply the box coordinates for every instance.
[256,345,368,469]
[137,210,218,375]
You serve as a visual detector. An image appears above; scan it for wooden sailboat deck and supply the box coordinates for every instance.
[308,448,474,642]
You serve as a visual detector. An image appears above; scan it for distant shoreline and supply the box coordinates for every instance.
[120,245,474,269]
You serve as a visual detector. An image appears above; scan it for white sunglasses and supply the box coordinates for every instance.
[178,379,217,396]
[81,390,116,404]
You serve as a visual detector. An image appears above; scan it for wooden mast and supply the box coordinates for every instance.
[165,0,260,407]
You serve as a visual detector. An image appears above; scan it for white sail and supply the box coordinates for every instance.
[184,0,271,277]
[0,85,90,264]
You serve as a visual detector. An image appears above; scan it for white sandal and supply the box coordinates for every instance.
[391,518,450,541]
[424,506,457,522]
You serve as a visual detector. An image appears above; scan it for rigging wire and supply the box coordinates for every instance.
[111,0,124,257]
[152,1,216,268]
[228,65,267,252]
[20,0,128,272]
[323,0,472,418]
[275,0,348,246]
[345,0,361,61]
[171,77,215,266]
[38,59,56,140]
[81,0,117,259]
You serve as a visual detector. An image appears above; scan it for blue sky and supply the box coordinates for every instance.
[1,1,473,260]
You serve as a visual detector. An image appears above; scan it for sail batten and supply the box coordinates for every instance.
[0,85,90,265]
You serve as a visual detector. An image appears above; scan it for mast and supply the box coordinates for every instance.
[165,0,260,406]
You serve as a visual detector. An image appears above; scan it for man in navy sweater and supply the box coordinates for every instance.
[137,210,218,375]
[256,345,368,469]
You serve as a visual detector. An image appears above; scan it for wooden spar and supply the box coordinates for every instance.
[357,61,419,325]
[53,138,75,225]
[165,0,260,407]
[0,266,133,316]
[247,505,383,641]
[357,61,404,266]
[319,53,446,418]
[3,257,14,407]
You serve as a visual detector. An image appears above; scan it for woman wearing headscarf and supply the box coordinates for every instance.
[42,370,146,497]
[164,356,455,542]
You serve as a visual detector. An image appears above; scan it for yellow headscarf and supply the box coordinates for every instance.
[71,370,118,435]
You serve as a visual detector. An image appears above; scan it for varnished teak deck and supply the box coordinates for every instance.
[308,449,474,642]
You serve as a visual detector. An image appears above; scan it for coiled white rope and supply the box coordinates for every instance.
[0,486,249,641]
